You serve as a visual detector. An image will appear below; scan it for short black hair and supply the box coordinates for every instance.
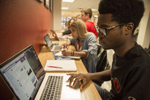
[98,0,145,33]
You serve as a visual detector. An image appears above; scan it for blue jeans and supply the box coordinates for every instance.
[94,82,110,100]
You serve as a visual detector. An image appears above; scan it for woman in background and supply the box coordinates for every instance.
[62,18,76,36]
[61,19,97,73]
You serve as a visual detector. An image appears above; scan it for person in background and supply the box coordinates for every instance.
[81,8,98,38]
[62,18,76,39]
[75,14,81,20]
[66,0,150,100]
[51,18,76,40]
[61,19,97,73]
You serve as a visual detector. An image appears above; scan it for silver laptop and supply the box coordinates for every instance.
[0,45,81,100]
[44,34,62,52]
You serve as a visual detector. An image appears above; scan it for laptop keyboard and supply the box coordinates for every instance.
[40,76,63,100]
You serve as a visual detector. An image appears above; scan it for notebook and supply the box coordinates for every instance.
[53,53,73,60]
[0,45,81,100]
[55,51,81,60]
[44,60,77,71]
[44,34,62,52]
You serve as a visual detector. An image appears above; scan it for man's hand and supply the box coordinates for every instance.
[66,73,91,91]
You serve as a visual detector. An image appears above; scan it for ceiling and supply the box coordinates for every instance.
[61,0,100,17]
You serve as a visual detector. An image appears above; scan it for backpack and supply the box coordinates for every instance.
[93,45,110,86]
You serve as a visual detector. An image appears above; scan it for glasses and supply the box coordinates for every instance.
[95,24,124,36]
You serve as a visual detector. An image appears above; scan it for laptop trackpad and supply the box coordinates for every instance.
[61,76,81,100]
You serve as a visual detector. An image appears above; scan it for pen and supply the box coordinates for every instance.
[48,66,62,69]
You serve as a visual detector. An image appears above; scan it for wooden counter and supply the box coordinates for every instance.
[38,46,102,100]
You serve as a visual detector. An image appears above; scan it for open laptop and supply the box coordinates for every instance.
[44,34,62,52]
[0,45,81,100]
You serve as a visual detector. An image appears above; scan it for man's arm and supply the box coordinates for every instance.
[67,69,111,90]
[62,50,87,58]
[89,69,111,81]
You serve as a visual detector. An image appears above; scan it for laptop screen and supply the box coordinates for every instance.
[44,34,53,47]
[0,45,45,100]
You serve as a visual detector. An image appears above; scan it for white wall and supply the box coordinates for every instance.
[107,49,114,68]
[137,0,150,48]
[52,0,62,30]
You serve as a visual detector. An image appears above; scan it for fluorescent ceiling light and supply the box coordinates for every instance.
[92,9,97,11]
[62,7,69,10]
[63,0,75,3]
